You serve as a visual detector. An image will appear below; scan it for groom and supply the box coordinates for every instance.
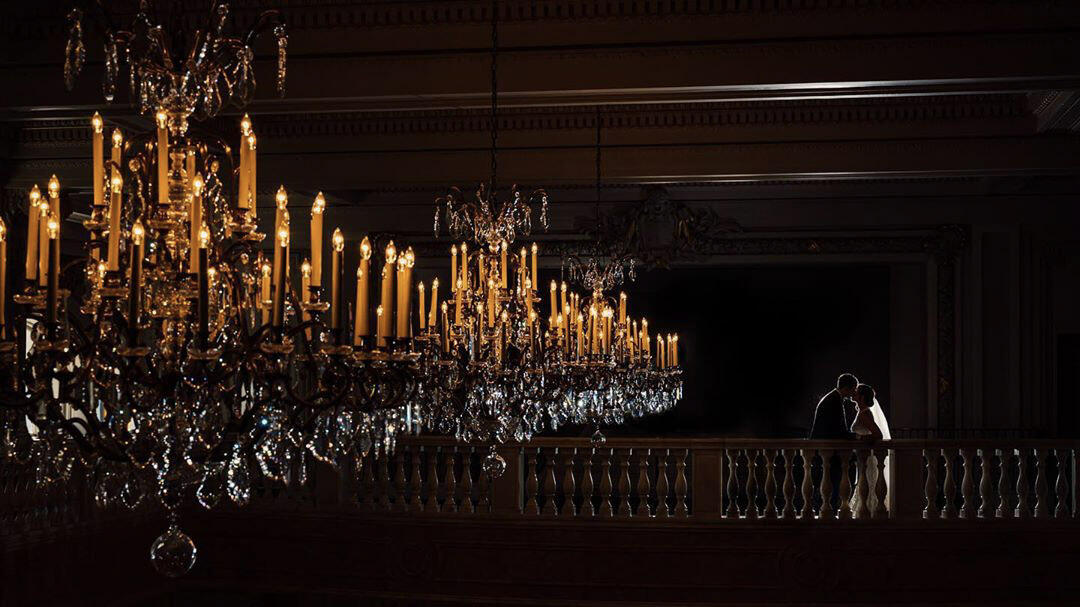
[808,373,858,439]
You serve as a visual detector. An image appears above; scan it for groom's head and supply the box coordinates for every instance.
[836,373,859,397]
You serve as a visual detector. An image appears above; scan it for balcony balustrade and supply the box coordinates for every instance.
[2,438,1076,542]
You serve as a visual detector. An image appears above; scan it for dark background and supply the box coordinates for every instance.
[544,264,892,438]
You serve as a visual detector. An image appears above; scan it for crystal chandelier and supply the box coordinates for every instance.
[554,107,682,443]
[424,10,682,465]
[0,3,434,578]
[64,1,288,119]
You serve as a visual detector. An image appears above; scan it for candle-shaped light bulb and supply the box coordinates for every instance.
[310,192,326,287]
[29,185,40,205]
[530,242,539,289]
[329,227,344,334]
[404,246,415,268]
[47,175,59,199]
[131,220,144,246]
[47,217,58,240]
[155,109,167,129]
[111,128,123,149]
[275,186,287,210]
[301,259,311,278]
[240,113,252,136]
[277,226,289,249]
[198,225,210,249]
[91,112,103,133]
[385,241,397,264]
[192,174,204,195]
[111,173,122,193]
[418,282,427,330]
[360,237,372,260]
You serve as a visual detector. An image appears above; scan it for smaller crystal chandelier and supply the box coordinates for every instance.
[64,1,287,119]
[553,107,682,443]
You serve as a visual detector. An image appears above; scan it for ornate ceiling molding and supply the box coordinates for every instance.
[5,0,1071,40]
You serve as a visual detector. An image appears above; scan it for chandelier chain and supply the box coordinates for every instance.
[490,0,499,194]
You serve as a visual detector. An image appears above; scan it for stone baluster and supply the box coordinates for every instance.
[460,448,475,514]
[409,448,423,512]
[581,449,596,517]
[726,449,739,518]
[764,449,778,519]
[838,449,852,520]
[444,448,459,514]
[636,449,652,517]
[362,452,377,511]
[800,449,814,519]
[819,449,834,520]
[781,449,795,519]
[599,449,614,517]
[425,446,440,512]
[996,449,1012,518]
[617,449,632,517]
[978,448,993,518]
[942,449,957,518]
[656,449,671,517]
[1034,448,1048,519]
[542,449,559,517]
[873,447,888,519]
[745,449,760,519]
[393,451,407,511]
[924,448,939,519]
[524,448,540,515]
[1016,448,1030,518]
[674,450,688,517]
[562,449,577,517]
[1055,448,1070,518]
[378,454,392,511]
[959,448,975,518]
[855,449,870,519]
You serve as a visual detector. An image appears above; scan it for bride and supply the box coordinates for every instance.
[849,383,891,516]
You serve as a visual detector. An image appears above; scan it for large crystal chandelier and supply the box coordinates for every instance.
[0,2,431,578]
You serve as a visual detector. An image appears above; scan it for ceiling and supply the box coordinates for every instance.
[2,0,1079,246]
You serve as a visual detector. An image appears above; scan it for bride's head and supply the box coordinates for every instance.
[855,383,876,409]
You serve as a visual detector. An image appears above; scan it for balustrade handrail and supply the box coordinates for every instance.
[397,436,1080,450]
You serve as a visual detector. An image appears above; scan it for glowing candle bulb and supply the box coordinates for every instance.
[310,192,326,287]
[330,228,344,334]
[155,109,169,205]
[355,237,372,338]
[428,277,439,329]
[450,244,458,290]
[531,243,539,290]
[92,113,104,208]
[126,219,145,345]
[25,186,40,282]
[260,262,271,325]
[189,173,204,272]
[37,201,49,287]
[418,282,427,330]
[271,225,290,328]
[197,224,211,345]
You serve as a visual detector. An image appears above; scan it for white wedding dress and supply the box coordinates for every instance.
[849,398,891,516]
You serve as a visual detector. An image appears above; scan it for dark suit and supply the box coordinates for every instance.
[808,389,852,440]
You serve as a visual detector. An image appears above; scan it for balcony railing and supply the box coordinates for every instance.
[341,437,1078,521]
[2,438,1077,544]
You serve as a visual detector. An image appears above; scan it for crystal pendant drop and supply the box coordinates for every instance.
[150,524,197,577]
[481,447,507,479]
[591,428,607,446]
